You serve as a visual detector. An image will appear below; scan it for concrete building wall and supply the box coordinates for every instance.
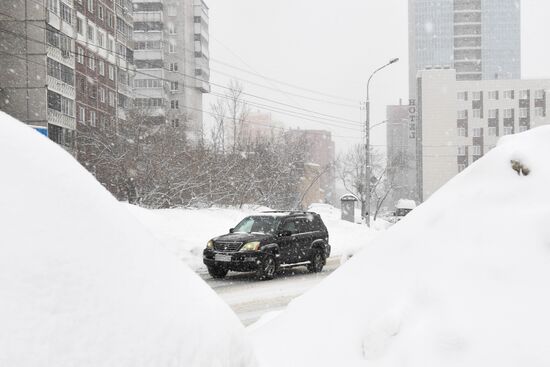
[417,68,550,201]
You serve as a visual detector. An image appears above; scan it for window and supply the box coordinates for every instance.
[535,89,545,99]
[79,106,85,123]
[107,37,114,53]
[98,60,105,75]
[47,57,74,85]
[171,100,179,109]
[134,98,164,107]
[503,126,513,135]
[88,55,95,70]
[79,78,86,93]
[535,107,545,117]
[457,146,466,156]
[519,90,529,100]
[90,110,96,127]
[107,13,114,28]
[169,24,176,34]
[108,65,115,80]
[60,2,72,23]
[60,97,74,117]
[97,30,105,47]
[169,62,178,72]
[472,91,481,100]
[457,127,466,137]
[457,110,467,119]
[488,91,499,100]
[488,109,498,119]
[87,25,95,42]
[473,128,482,137]
[504,108,513,119]
[108,91,115,107]
[88,0,94,12]
[473,109,481,118]
[170,81,179,91]
[98,5,104,20]
[519,125,528,132]
[99,87,105,103]
[47,0,58,14]
[488,127,497,136]
[90,85,97,99]
[169,41,176,53]
[458,164,466,172]
[172,119,180,127]
[134,79,162,88]
[457,91,468,101]
[472,145,481,156]
[519,108,528,118]
[503,90,514,99]
[76,17,83,35]
[77,47,84,63]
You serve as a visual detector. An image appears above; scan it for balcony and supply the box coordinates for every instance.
[47,108,76,130]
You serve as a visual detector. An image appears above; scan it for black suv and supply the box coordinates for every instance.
[203,211,330,280]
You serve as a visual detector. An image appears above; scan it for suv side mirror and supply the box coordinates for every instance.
[278,230,292,237]
[229,228,235,233]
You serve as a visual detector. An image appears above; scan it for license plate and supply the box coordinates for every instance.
[215,254,232,262]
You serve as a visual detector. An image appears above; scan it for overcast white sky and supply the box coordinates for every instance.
[203,0,550,155]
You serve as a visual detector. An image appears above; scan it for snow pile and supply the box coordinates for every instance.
[0,112,256,367]
[128,203,377,270]
[251,127,550,367]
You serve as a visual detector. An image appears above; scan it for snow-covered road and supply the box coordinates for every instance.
[200,257,340,326]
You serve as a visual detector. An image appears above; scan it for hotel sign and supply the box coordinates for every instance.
[408,99,417,139]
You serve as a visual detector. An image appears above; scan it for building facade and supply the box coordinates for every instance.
[0,0,78,151]
[416,68,550,200]
[132,0,209,141]
[408,0,521,97]
[386,101,418,206]
[0,0,135,153]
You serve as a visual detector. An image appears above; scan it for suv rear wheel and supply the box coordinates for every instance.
[207,265,228,279]
[307,248,325,273]
[256,254,276,280]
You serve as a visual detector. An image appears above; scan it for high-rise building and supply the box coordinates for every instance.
[415,68,550,201]
[132,0,209,141]
[0,0,135,153]
[409,0,521,97]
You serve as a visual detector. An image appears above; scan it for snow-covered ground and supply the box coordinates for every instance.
[126,202,380,271]
[0,112,256,367]
[250,126,550,366]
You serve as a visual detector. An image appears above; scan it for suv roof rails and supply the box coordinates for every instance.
[260,210,315,215]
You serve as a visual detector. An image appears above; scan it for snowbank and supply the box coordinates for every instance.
[0,112,256,367]
[251,127,550,366]
[128,203,377,270]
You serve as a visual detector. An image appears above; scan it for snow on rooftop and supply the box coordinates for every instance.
[0,112,256,367]
[251,126,550,366]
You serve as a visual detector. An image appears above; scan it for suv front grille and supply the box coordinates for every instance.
[213,242,242,252]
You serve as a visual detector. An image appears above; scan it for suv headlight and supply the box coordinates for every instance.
[207,240,214,249]
[240,241,260,252]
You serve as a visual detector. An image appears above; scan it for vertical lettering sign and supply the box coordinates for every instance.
[408,99,417,139]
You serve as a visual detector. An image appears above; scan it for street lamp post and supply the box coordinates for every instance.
[365,57,399,227]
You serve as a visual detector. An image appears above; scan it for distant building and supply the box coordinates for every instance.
[240,111,284,142]
[285,129,336,208]
[416,68,550,201]
[408,0,521,98]
[132,0,210,141]
[386,100,418,205]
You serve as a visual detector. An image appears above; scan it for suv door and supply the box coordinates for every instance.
[278,218,301,264]
[295,218,315,261]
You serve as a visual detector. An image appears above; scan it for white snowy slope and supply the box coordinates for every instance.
[0,112,256,367]
[251,127,550,367]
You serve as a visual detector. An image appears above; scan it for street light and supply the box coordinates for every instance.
[364,57,399,227]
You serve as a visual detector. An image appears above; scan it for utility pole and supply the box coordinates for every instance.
[365,58,399,227]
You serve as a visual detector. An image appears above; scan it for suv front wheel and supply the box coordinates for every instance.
[256,254,277,280]
[307,248,325,273]
[207,265,228,279]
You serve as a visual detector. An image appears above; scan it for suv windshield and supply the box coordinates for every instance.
[233,216,281,234]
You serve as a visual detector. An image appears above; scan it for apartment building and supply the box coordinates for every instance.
[415,68,550,201]
[132,0,209,141]
[0,0,134,153]
[408,0,521,97]
[0,0,77,150]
